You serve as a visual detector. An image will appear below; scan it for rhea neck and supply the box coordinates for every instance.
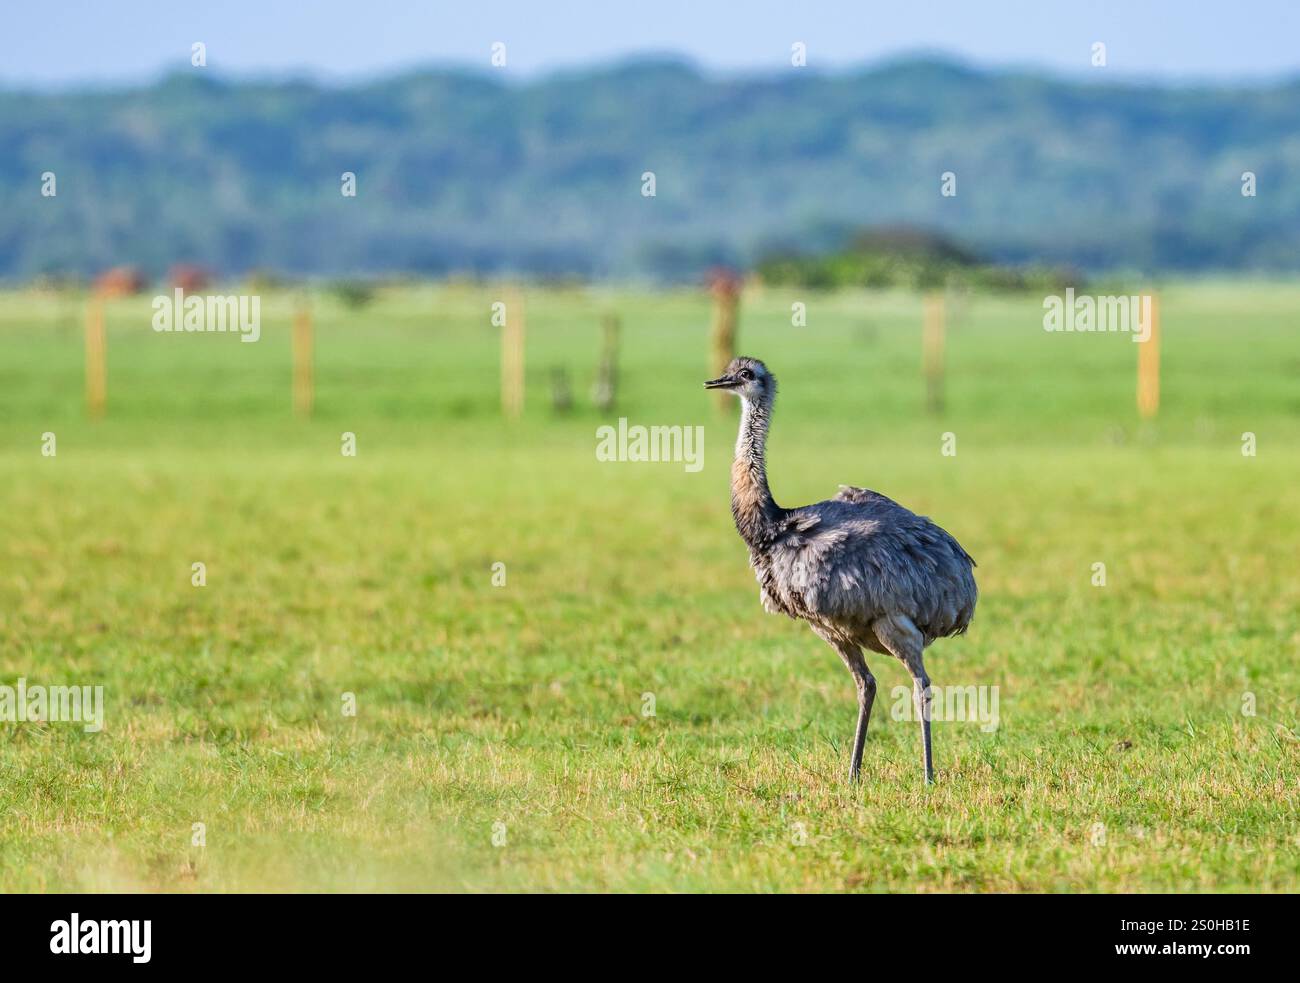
[730,392,784,547]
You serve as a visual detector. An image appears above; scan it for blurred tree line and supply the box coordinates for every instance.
[2,58,1298,281]
[756,227,1082,291]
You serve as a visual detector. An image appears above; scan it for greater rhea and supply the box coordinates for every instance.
[705,356,977,783]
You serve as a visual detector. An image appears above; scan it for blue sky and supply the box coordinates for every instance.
[4,1,1299,87]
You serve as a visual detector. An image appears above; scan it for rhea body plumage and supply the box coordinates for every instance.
[705,356,977,783]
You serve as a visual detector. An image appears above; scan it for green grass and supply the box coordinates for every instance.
[0,281,1296,892]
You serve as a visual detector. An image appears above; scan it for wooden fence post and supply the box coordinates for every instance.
[501,289,525,420]
[709,271,740,413]
[85,296,107,420]
[293,301,314,417]
[593,312,620,412]
[1137,293,1160,418]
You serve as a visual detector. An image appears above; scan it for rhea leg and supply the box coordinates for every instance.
[872,615,934,784]
[813,628,876,782]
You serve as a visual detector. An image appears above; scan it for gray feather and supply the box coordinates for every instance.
[755,490,977,646]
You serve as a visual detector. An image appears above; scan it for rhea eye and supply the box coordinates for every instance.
[739,369,753,381]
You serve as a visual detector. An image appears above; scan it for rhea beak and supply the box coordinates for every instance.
[704,375,738,390]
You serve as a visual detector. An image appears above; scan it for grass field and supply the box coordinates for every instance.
[0,281,1296,892]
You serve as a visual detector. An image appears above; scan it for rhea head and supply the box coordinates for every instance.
[704,356,776,406]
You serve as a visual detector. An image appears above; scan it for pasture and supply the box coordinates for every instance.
[0,281,1296,891]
